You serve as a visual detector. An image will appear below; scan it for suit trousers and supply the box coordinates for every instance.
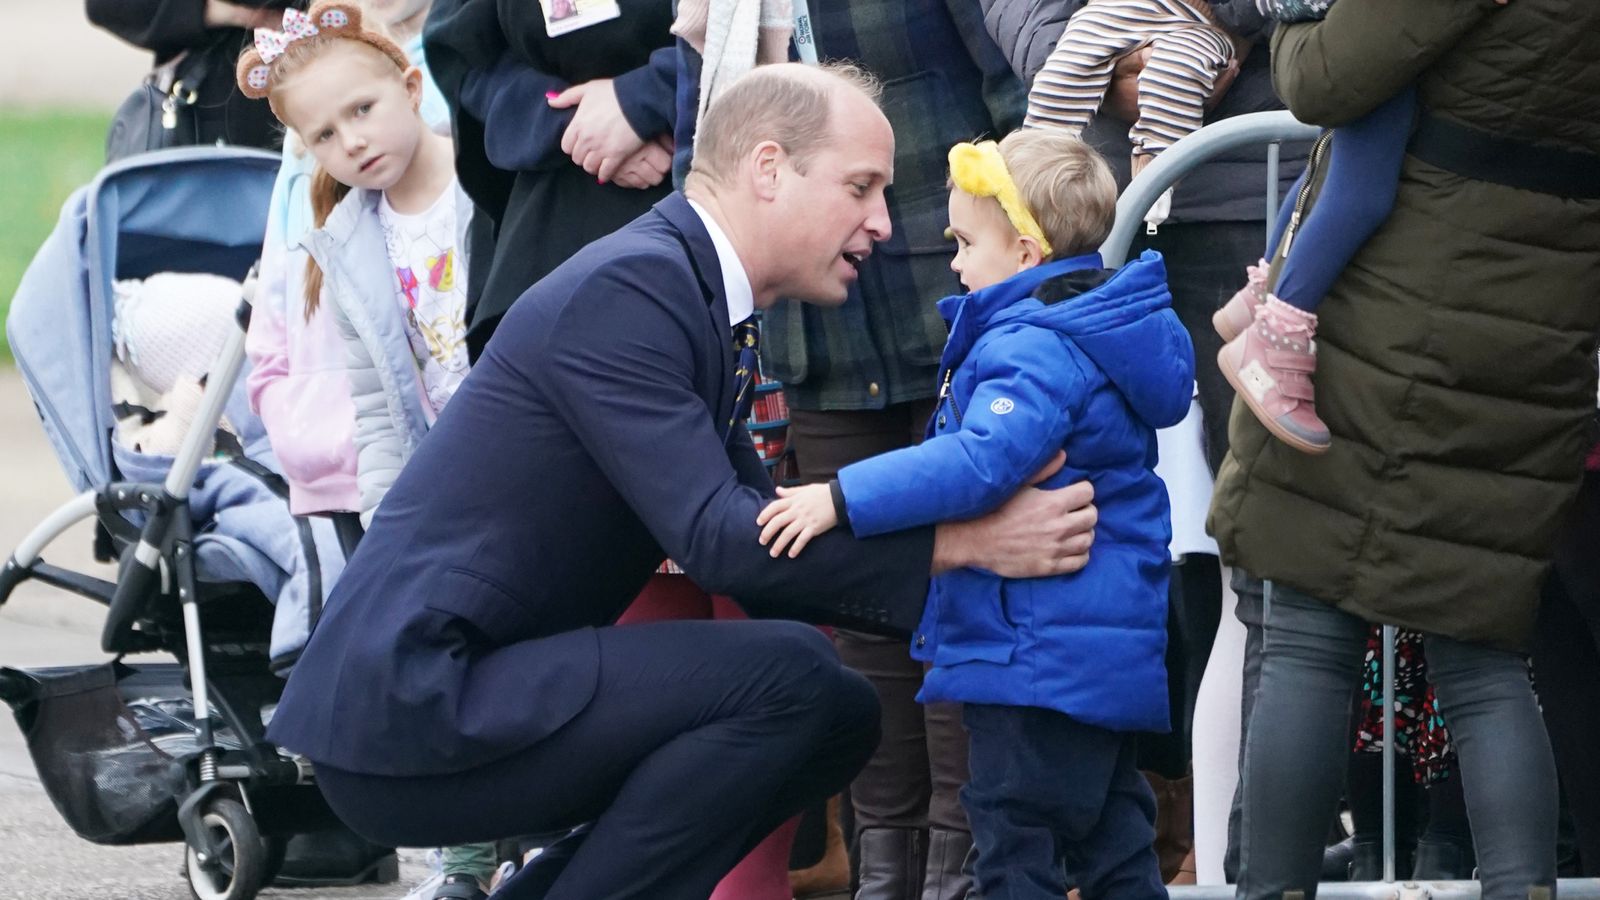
[789,399,972,834]
[312,619,880,900]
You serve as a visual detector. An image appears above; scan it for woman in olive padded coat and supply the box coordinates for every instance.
[1207,0,1600,894]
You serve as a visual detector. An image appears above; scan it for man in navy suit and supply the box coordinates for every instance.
[266,63,1098,900]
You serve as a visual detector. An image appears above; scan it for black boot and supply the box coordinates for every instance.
[920,829,972,900]
[1411,837,1475,880]
[1348,840,1415,881]
[1322,835,1356,881]
[856,828,924,900]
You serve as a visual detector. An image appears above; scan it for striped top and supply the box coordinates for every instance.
[1026,0,1237,156]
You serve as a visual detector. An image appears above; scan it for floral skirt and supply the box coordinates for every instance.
[1352,627,1455,784]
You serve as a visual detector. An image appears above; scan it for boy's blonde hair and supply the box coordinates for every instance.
[998,130,1117,259]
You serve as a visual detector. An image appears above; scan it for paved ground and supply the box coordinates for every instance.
[0,368,433,898]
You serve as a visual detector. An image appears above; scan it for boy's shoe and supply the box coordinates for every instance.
[432,873,488,900]
[1218,296,1330,455]
[1213,258,1271,342]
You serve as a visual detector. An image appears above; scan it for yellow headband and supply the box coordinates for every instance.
[947,140,1052,259]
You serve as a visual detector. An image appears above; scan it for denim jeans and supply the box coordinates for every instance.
[962,705,1164,900]
[1237,583,1557,899]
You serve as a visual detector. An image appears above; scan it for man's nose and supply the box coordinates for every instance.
[864,194,892,242]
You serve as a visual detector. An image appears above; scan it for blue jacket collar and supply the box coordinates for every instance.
[936,253,1103,366]
[936,253,1103,329]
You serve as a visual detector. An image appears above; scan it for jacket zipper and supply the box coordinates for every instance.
[1278,130,1334,259]
[939,368,963,427]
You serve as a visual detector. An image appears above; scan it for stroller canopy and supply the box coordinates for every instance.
[7,147,279,492]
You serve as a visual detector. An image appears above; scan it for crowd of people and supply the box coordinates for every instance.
[87,0,1600,898]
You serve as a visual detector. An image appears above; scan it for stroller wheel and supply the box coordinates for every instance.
[185,797,266,900]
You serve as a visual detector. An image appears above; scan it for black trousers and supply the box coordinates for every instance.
[313,620,880,899]
[1534,470,1600,875]
[789,399,971,835]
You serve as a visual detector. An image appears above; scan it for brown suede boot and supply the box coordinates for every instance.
[1142,770,1195,883]
[790,796,851,898]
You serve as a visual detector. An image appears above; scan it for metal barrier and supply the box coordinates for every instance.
[1097,111,1600,899]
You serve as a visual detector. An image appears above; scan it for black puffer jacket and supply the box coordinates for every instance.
[88,0,297,153]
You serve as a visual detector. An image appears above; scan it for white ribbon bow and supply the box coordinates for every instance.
[254,8,321,64]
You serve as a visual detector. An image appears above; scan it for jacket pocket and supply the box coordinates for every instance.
[422,567,538,647]
[930,569,1018,667]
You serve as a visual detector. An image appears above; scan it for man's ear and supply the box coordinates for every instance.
[1016,234,1047,271]
[749,140,785,201]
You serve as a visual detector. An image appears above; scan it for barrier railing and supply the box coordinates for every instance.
[1098,111,1598,899]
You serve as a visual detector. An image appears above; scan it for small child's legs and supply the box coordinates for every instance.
[1272,85,1417,310]
[961,704,1165,900]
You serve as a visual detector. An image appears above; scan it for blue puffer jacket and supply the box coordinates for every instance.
[837,251,1194,732]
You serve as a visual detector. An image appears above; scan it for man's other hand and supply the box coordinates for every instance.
[930,452,1098,578]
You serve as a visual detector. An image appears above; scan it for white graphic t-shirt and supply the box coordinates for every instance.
[378,181,470,414]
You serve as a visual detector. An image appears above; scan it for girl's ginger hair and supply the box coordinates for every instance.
[236,1,409,318]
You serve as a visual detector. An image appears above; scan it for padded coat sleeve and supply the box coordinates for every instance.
[1270,0,1499,126]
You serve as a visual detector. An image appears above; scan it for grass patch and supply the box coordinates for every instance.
[0,111,111,362]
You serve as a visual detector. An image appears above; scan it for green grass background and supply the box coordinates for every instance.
[0,112,111,361]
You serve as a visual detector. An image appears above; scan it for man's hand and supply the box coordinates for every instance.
[608,135,674,190]
[1103,44,1242,124]
[931,451,1098,578]
[549,79,647,184]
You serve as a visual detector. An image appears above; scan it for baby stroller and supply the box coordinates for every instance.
[0,147,347,900]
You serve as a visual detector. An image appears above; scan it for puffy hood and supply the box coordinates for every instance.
[936,250,1193,429]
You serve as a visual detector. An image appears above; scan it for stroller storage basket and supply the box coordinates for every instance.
[0,661,241,845]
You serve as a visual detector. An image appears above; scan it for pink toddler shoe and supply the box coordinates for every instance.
[1218,295,1330,455]
[1213,258,1271,342]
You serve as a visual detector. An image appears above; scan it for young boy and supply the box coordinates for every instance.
[756,129,1194,899]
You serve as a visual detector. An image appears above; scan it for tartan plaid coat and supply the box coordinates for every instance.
[674,0,1028,411]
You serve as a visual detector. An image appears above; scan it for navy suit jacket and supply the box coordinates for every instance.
[266,193,936,777]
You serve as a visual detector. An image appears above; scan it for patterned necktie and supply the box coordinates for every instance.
[730,315,761,427]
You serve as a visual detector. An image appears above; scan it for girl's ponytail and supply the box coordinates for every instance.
[303,165,352,320]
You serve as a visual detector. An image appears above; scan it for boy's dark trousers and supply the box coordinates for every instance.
[962,704,1166,900]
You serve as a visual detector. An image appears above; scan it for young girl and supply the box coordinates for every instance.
[239,12,492,897]
[245,0,447,532]
[238,0,471,529]
[1212,0,1508,456]
[758,130,1195,899]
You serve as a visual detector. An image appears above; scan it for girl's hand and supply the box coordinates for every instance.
[610,135,674,190]
[756,484,839,559]
[549,79,647,184]
[205,0,281,29]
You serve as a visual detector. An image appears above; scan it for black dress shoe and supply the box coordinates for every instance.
[271,829,399,887]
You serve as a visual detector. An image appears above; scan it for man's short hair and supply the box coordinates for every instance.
[689,62,882,187]
[999,129,1118,259]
